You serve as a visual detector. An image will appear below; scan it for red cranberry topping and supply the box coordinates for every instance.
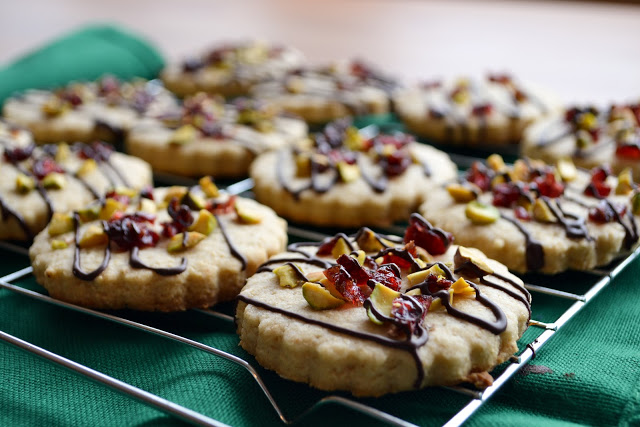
[105,214,159,250]
[76,141,114,161]
[472,104,493,117]
[488,74,512,84]
[316,234,348,256]
[589,200,626,223]
[465,162,493,192]
[404,214,453,255]
[390,296,426,336]
[3,145,34,163]
[32,157,65,179]
[98,76,120,96]
[163,198,194,237]
[616,144,640,160]
[336,254,371,287]
[58,89,83,107]
[584,167,611,198]
[514,206,531,221]
[370,264,402,291]
[381,251,414,270]
[104,190,131,205]
[382,149,412,177]
[323,264,365,305]
[532,172,564,198]
[492,182,522,208]
[206,195,236,215]
[139,185,154,201]
[425,273,454,294]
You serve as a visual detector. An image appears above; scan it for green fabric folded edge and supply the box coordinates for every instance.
[0,23,165,105]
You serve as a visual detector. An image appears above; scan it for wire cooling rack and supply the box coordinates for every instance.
[1,167,639,426]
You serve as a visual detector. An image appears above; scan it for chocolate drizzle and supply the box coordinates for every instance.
[215,214,248,270]
[500,214,544,270]
[129,246,187,275]
[543,197,590,240]
[0,196,33,240]
[72,215,111,281]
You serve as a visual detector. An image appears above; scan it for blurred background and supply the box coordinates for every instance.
[1,0,639,105]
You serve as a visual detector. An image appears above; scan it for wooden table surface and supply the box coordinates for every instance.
[1,0,639,106]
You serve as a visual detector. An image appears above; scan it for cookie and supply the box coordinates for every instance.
[522,104,640,178]
[236,214,530,396]
[250,60,397,124]
[125,94,308,178]
[3,76,177,144]
[161,41,305,98]
[394,74,561,146]
[29,183,287,311]
[419,154,640,273]
[250,119,458,227]
[0,121,152,241]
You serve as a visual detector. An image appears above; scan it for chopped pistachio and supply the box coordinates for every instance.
[188,209,217,235]
[169,124,197,145]
[615,168,634,195]
[48,213,74,236]
[163,186,188,203]
[486,154,506,172]
[55,143,71,163]
[99,198,125,221]
[533,198,556,223]
[557,157,577,182]
[235,204,263,224]
[51,239,69,250]
[15,173,35,194]
[138,198,157,214]
[77,204,101,223]
[167,232,206,252]
[355,228,384,252]
[273,264,305,288]
[78,225,108,248]
[366,282,401,325]
[42,172,66,190]
[199,176,219,198]
[76,159,97,177]
[446,183,478,203]
[337,161,360,183]
[465,201,500,225]
[302,282,345,310]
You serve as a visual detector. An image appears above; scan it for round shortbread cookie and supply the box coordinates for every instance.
[236,215,530,396]
[0,121,152,241]
[161,41,305,98]
[3,76,177,144]
[250,120,458,227]
[419,155,640,273]
[394,74,561,146]
[250,60,397,124]
[522,104,640,179]
[125,94,307,178]
[29,184,287,311]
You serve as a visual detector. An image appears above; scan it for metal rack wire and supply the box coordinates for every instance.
[1,174,638,427]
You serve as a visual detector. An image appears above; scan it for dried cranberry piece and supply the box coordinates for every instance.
[584,167,611,198]
[370,264,402,291]
[382,150,411,177]
[105,214,159,250]
[404,214,453,255]
[32,157,65,179]
[76,141,113,161]
[3,144,34,163]
[381,252,414,270]
[426,274,454,294]
[104,190,131,205]
[323,265,365,305]
[390,296,426,335]
[488,74,512,84]
[465,162,492,192]
[616,144,640,160]
[139,185,154,200]
[98,76,120,96]
[589,200,626,223]
[59,89,83,107]
[413,294,433,312]
[316,234,348,256]
[206,195,236,215]
[336,254,371,286]
[492,182,522,208]
[533,172,564,198]
[376,134,413,150]
[514,206,531,221]
[472,104,493,117]
[166,198,194,232]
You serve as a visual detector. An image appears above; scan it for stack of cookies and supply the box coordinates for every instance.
[2,38,639,398]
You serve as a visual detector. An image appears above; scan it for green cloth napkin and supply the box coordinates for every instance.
[0,24,165,105]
